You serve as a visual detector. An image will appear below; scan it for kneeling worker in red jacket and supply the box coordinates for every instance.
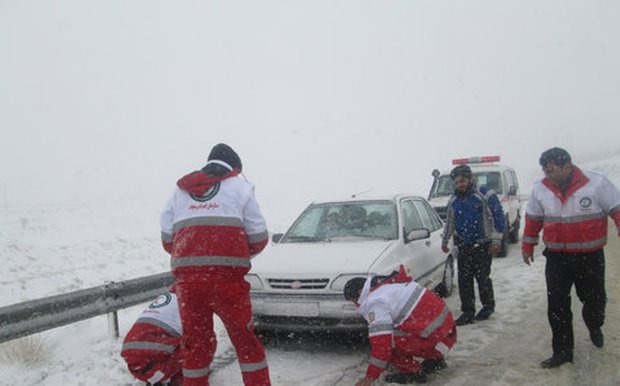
[345,266,457,385]
[121,290,186,386]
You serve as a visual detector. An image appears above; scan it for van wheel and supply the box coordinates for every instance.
[435,254,455,298]
[508,214,520,243]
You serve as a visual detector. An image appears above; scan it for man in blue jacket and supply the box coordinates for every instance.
[441,164,506,326]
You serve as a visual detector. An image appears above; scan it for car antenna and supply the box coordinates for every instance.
[351,189,372,198]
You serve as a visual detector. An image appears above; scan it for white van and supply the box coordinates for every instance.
[428,156,521,257]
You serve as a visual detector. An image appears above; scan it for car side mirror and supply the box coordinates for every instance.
[508,186,517,196]
[404,228,430,243]
[271,233,283,243]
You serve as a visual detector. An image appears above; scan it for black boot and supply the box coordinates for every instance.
[421,358,447,374]
[589,328,604,348]
[475,307,494,321]
[540,352,573,369]
[455,313,475,326]
[384,371,428,384]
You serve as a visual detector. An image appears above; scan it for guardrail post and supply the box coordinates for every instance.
[104,280,120,340]
[108,311,119,340]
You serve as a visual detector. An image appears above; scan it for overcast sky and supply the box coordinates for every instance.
[1,0,619,228]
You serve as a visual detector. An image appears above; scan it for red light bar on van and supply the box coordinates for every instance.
[452,156,500,165]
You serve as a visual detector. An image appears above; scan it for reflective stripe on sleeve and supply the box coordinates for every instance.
[147,370,165,384]
[420,306,450,338]
[161,231,173,243]
[248,230,269,243]
[526,214,544,221]
[368,322,394,336]
[171,256,251,269]
[394,286,425,325]
[122,341,176,353]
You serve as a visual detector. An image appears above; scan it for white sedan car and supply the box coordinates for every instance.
[246,194,455,331]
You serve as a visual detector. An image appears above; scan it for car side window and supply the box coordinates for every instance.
[414,200,442,232]
[401,200,423,234]
[502,171,511,195]
[510,170,519,191]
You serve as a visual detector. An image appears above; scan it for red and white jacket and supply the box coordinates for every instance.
[522,166,620,254]
[121,292,182,384]
[160,169,269,281]
[357,268,453,380]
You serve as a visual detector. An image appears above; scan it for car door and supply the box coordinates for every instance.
[399,198,437,288]
[412,199,446,286]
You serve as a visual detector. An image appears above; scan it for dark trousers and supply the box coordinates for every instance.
[544,248,606,356]
[456,241,495,315]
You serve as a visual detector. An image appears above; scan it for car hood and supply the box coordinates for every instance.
[250,240,394,277]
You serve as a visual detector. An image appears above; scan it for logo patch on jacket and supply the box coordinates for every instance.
[191,182,220,202]
[149,293,172,309]
[368,311,375,323]
[579,197,592,209]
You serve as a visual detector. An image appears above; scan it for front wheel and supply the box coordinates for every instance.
[435,254,455,298]
[508,214,520,244]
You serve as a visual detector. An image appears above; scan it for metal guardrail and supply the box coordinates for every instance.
[0,272,174,344]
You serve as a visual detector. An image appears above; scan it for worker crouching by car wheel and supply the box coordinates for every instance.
[345,266,457,385]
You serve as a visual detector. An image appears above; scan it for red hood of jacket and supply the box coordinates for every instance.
[542,165,589,203]
[370,265,412,292]
[176,169,241,196]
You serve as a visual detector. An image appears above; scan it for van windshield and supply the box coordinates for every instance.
[431,171,503,198]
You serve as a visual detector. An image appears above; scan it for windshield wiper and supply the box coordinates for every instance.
[285,235,321,242]
[354,234,394,240]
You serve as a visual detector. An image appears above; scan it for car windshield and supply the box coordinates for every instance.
[430,171,503,198]
[282,200,398,242]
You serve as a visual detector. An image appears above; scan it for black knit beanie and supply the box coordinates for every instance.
[207,143,242,171]
[343,277,367,302]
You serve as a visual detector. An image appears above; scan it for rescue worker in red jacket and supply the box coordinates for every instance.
[121,290,184,386]
[344,266,457,385]
[160,143,270,386]
[523,147,620,369]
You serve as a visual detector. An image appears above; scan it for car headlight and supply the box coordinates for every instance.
[330,274,369,291]
[245,274,264,290]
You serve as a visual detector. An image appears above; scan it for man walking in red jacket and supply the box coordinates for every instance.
[344,266,457,385]
[522,147,620,368]
[160,143,270,385]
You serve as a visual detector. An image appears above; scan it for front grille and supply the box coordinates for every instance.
[267,278,329,289]
[255,315,366,328]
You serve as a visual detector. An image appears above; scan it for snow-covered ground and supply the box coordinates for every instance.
[1,153,620,385]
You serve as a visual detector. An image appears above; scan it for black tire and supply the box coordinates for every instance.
[435,254,455,298]
[508,214,520,244]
